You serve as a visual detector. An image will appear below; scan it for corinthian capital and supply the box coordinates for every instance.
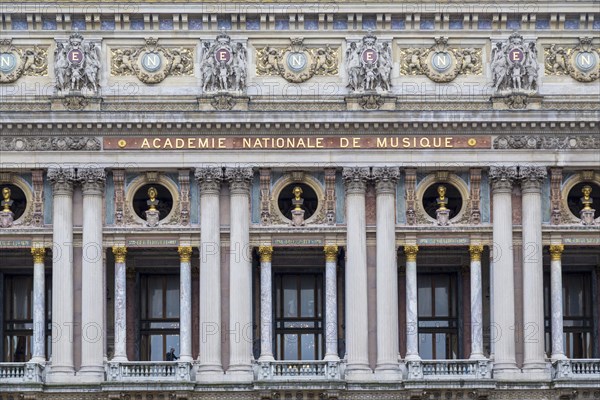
[77,167,106,194]
[225,166,254,194]
[342,167,370,193]
[489,166,517,191]
[518,165,547,190]
[195,167,223,194]
[372,167,400,194]
[47,167,75,194]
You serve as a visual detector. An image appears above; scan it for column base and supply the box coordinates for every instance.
[323,354,340,362]
[28,357,46,364]
[197,362,224,374]
[492,365,521,381]
[345,361,372,380]
[374,364,401,381]
[469,353,487,360]
[110,355,128,362]
[551,353,567,361]
[404,354,421,362]
[178,355,194,363]
[76,366,105,382]
[522,362,552,381]
[46,366,75,383]
[224,366,254,383]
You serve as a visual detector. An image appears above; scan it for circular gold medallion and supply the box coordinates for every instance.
[467,138,477,147]
[118,139,127,148]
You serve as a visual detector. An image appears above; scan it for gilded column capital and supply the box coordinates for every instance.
[112,245,127,263]
[549,244,564,261]
[195,167,223,194]
[372,167,400,194]
[342,167,370,194]
[324,245,339,262]
[77,167,106,195]
[225,167,254,195]
[47,167,75,194]
[489,166,517,192]
[258,246,274,263]
[178,246,193,263]
[31,246,46,263]
[404,245,419,262]
[469,244,484,261]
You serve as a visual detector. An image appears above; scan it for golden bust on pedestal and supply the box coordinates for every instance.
[1,187,12,212]
[581,185,593,210]
[292,186,304,210]
[436,185,448,210]
[147,186,159,211]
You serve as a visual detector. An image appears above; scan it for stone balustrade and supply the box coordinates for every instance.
[0,362,44,383]
[553,359,600,379]
[106,361,192,382]
[407,359,492,380]
[255,360,343,381]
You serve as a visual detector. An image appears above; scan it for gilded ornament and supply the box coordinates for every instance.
[549,244,564,261]
[545,37,599,82]
[292,186,304,211]
[112,246,127,263]
[436,185,448,211]
[1,187,12,212]
[178,246,193,263]
[31,246,46,264]
[404,245,419,262]
[147,187,159,211]
[323,245,338,262]
[0,39,48,83]
[469,245,484,261]
[258,246,274,262]
[581,185,593,211]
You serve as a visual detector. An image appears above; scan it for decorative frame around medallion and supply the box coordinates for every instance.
[415,173,470,225]
[125,174,180,226]
[0,173,34,226]
[560,170,600,224]
[270,173,326,226]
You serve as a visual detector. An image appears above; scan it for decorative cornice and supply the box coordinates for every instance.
[112,245,127,263]
[258,245,273,263]
[469,244,484,262]
[404,245,419,262]
[178,246,193,263]
[549,244,564,261]
[31,246,46,264]
[324,245,339,262]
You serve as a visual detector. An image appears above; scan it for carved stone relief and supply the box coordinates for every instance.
[0,136,101,151]
[54,32,101,95]
[545,37,599,82]
[493,135,600,150]
[400,37,482,83]
[200,33,247,93]
[345,33,392,92]
[0,39,48,83]
[491,32,539,94]
[256,37,338,83]
[111,38,193,84]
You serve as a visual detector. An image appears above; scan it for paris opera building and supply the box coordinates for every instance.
[0,0,599,399]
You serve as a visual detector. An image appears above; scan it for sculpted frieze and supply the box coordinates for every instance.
[200,33,247,93]
[400,37,482,83]
[54,32,101,95]
[491,32,539,94]
[111,37,193,84]
[545,37,599,82]
[0,39,48,83]
[493,135,600,150]
[345,33,392,92]
[0,136,101,151]
[256,37,338,83]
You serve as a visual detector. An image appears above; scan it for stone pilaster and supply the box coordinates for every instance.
[30,246,46,363]
[469,244,485,359]
[77,168,106,380]
[259,168,271,225]
[519,166,548,373]
[324,168,337,225]
[112,245,128,361]
[372,167,400,375]
[404,245,420,361]
[178,169,191,226]
[225,167,254,377]
[258,245,274,361]
[342,167,371,375]
[324,245,339,361]
[47,167,76,381]
[488,166,518,376]
[112,169,125,226]
[405,168,417,225]
[549,244,566,360]
[178,246,193,362]
[195,167,224,375]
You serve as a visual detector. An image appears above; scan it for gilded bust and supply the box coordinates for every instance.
[292,186,304,210]
[581,185,593,210]
[436,185,448,210]
[147,187,160,211]
[1,187,13,212]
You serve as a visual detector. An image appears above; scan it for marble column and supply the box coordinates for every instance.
[342,167,371,374]
[178,246,193,362]
[226,167,254,376]
[519,166,548,371]
[324,245,339,361]
[47,167,76,379]
[549,244,566,360]
[112,246,128,361]
[469,244,485,359]
[373,167,400,373]
[195,167,224,374]
[489,166,518,373]
[404,245,420,361]
[258,246,274,362]
[78,168,106,379]
[30,246,46,363]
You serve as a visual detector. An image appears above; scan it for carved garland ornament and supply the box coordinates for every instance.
[256,37,339,83]
[0,39,48,83]
[545,37,600,82]
[400,37,482,83]
[493,135,600,150]
[111,37,193,84]
[0,136,101,151]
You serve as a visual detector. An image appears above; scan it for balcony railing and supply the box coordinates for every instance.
[255,360,343,381]
[407,359,492,380]
[106,361,192,382]
[0,362,44,383]
[553,359,600,379]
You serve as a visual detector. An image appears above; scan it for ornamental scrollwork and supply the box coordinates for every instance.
[256,37,338,83]
[0,39,48,83]
[544,37,599,82]
[493,135,600,150]
[345,33,392,92]
[490,32,539,94]
[200,33,247,93]
[111,37,193,84]
[54,32,101,94]
[399,37,482,83]
[0,136,101,151]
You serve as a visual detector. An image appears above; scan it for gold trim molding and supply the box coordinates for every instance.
[112,245,127,263]
[258,245,274,262]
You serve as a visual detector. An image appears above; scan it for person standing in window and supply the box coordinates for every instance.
[166,347,178,361]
